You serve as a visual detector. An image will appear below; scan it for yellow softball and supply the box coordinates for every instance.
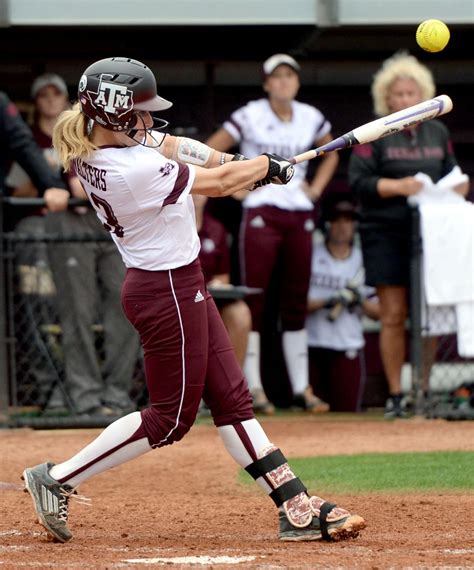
[416,19,450,52]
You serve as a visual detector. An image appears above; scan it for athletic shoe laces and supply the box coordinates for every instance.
[58,486,91,522]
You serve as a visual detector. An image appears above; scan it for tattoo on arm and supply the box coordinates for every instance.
[174,137,214,167]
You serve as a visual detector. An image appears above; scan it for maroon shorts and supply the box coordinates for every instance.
[309,346,365,412]
[239,205,313,331]
[121,259,253,446]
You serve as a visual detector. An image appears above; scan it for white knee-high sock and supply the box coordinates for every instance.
[49,412,151,487]
[282,329,309,396]
[218,418,273,494]
[243,331,263,392]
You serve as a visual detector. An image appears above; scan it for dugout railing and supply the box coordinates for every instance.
[1,198,473,428]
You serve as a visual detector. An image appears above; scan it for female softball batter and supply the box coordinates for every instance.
[22,57,365,544]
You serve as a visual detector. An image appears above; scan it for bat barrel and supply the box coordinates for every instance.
[383,95,452,127]
[432,94,453,116]
[290,95,453,165]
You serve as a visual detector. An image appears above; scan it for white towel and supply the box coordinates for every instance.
[408,166,468,206]
[419,201,474,357]
[456,302,474,358]
[421,202,474,304]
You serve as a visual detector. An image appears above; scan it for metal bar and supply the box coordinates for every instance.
[409,205,424,415]
[0,196,9,424]
[3,233,112,243]
[3,197,88,207]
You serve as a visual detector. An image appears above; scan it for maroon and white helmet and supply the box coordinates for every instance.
[77,57,172,131]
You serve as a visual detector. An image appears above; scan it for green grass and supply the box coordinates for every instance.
[240,451,474,493]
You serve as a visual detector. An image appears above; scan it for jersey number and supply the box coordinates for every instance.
[90,192,124,238]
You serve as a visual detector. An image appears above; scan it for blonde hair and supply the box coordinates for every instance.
[52,103,97,171]
[371,52,436,117]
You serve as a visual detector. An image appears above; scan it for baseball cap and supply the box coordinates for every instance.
[262,53,300,76]
[327,200,360,221]
[31,73,68,99]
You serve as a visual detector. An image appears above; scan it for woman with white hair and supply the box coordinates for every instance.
[348,52,469,419]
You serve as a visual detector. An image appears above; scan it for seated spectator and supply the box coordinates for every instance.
[18,73,140,417]
[306,198,380,412]
[193,194,274,414]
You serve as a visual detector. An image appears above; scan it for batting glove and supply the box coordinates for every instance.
[254,153,295,188]
[339,286,363,309]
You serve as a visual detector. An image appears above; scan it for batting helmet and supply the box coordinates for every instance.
[77,57,172,132]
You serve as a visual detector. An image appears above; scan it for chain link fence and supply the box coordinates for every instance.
[409,206,474,419]
[0,198,147,428]
[1,199,473,426]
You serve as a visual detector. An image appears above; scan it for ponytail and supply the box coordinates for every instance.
[52,103,97,171]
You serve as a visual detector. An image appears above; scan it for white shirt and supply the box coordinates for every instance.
[223,99,331,211]
[306,244,371,351]
[75,144,199,271]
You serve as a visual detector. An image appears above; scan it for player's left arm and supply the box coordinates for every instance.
[159,135,235,168]
[304,133,339,200]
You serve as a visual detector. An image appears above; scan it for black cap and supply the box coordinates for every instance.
[326,200,359,221]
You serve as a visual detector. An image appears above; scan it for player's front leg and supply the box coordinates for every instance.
[218,418,366,541]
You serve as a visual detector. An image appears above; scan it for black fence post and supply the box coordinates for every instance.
[410,204,424,415]
[0,196,9,425]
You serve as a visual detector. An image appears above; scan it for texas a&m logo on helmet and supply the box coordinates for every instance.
[79,73,135,131]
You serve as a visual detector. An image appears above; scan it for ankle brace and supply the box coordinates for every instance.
[245,445,312,527]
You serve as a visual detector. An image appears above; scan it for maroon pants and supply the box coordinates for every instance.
[309,346,365,412]
[121,259,253,448]
[239,206,313,331]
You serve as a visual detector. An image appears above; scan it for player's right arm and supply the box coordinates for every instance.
[148,122,292,197]
[191,153,293,198]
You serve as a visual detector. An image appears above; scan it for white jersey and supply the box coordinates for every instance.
[223,99,331,211]
[306,244,372,351]
[75,144,199,271]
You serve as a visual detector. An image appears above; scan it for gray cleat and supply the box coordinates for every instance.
[22,462,74,543]
[279,501,366,542]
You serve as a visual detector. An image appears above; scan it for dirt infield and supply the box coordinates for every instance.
[1,415,474,569]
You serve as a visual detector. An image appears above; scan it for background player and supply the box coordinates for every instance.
[22,57,365,544]
[192,193,267,415]
[193,193,252,369]
[306,198,380,412]
[206,53,338,412]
